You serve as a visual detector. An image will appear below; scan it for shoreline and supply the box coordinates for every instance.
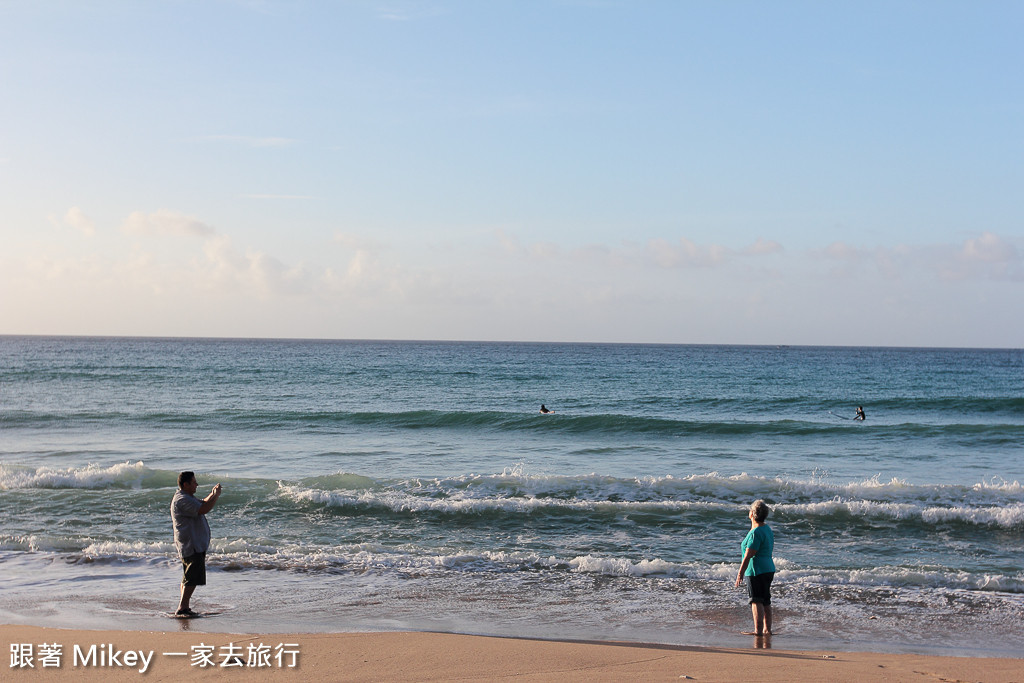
[4,554,1023,661]
[4,624,1022,682]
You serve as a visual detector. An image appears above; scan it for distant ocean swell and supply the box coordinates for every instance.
[4,409,1024,441]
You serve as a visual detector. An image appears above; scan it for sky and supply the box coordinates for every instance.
[1,1,1022,347]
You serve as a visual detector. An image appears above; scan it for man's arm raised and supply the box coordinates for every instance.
[198,483,222,514]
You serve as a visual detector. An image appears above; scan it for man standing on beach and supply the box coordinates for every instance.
[171,471,222,616]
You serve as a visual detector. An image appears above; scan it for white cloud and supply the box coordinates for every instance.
[568,243,615,265]
[123,210,216,238]
[201,135,299,148]
[224,0,278,14]
[492,230,567,261]
[743,237,783,256]
[817,232,1024,283]
[375,3,446,21]
[645,237,729,268]
[242,194,315,200]
[496,230,1023,287]
[197,234,409,300]
[946,232,1023,281]
[529,241,562,260]
[961,232,1018,264]
[822,241,861,260]
[496,232,781,271]
[334,232,386,251]
[63,207,96,237]
[8,210,1020,344]
[495,229,524,255]
[198,235,301,296]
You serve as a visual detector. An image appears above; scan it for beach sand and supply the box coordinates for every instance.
[3,625,1020,682]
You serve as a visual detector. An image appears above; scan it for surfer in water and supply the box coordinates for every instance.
[539,404,553,414]
[854,406,866,421]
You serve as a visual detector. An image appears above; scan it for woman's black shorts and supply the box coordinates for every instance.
[744,572,774,605]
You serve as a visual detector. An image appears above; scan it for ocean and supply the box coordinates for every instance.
[1,337,1022,656]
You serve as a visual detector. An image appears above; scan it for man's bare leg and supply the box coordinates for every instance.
[178,584,196,612]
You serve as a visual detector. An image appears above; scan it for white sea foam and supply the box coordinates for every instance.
[81,540,174,558]
[9,532,1024,596]
[277,483,732,515]
[567,555,680,577]
[276,479,1024,527]
[374,470,1024,507]
[0,461,149,490]
[0,534,86,553]
[670,471,1024,505]
[782,566,1024,593]
[779,500,1024,528]
[6,460,1019,508]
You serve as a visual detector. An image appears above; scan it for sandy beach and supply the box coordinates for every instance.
[3,625,1021,682]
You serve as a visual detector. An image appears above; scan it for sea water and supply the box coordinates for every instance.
[1,337,1022,656]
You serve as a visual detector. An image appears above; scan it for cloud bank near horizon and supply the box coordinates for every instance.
[3,206,1020,346]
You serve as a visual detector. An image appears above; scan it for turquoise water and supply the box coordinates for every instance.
[1,337,1022,655]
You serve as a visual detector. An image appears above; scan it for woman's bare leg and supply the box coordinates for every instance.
[751,603,765,634]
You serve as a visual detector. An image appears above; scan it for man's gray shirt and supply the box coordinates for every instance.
[171,490,210,558]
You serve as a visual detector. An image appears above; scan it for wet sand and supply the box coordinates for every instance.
[3,624,1021,682]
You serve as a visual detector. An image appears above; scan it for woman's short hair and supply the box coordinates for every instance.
[749,499,771,523]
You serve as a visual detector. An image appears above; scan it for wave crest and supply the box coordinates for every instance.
[0,461,150,490]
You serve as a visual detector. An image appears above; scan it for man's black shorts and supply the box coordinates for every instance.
[181,552,206,587]
[744,571,774,605]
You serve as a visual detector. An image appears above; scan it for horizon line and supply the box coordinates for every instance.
[0,333,1019,352]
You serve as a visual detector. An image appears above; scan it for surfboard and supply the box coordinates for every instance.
[169,611,220,619]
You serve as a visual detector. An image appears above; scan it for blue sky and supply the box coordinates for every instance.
[1,1,1021,346]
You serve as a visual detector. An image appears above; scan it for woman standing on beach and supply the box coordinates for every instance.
[735,499,776,636]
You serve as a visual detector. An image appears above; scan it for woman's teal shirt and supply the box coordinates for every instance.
[741,525,776,576]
